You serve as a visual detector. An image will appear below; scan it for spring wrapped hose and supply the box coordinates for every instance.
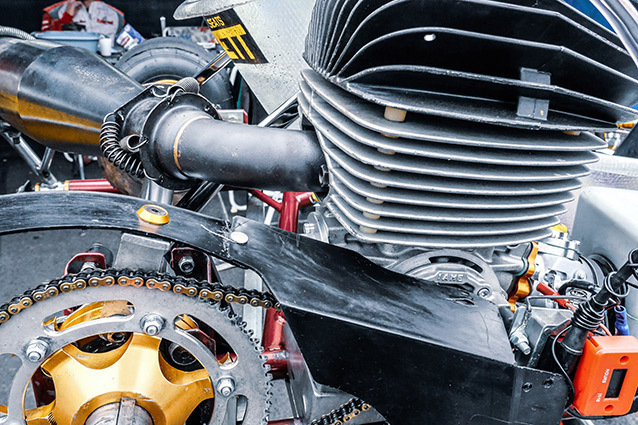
[0,26,35,40]
[100,114,144,178]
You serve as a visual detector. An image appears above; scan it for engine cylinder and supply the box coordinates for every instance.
[300,0,638,248]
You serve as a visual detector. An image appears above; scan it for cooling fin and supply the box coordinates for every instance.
[300,0,638,248]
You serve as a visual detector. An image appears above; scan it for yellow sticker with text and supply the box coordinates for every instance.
[205,10,267,64]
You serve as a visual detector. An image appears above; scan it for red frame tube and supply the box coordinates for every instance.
[250,190,283,211]
[258,191,315,378]
[278,192,314,233]
[65,179,119,193]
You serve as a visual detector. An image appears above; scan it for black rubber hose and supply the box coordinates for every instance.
[176,182,222,211]
[0,26,35,40]
[557,280,598,295]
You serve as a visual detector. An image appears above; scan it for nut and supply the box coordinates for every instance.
[25,339,50,363]
[216,377,236,397]
[140,313,165,336]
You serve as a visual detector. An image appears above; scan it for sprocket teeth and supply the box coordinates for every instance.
[0,268,278,425]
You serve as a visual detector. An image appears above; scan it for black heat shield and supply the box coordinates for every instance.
[0,192,569,424]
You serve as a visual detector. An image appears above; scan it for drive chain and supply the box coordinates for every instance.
[0,268,279,325]
[310,398,388,425]
[0,268,384,424]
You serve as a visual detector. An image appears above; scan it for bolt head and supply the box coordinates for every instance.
[477,288,490,298]
[25,339,49,363]
[140,314,165,336]
[178,256,196,274]
[574,270,587,280]
[27,352,42,362]
[217,377,235,397]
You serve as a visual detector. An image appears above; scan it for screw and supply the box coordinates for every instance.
[178,256,196,274]
[477,288,490,298]
[140,314,165,336]
[511,334,532,355]
[574,270,587,280]
[230,231,249,245]
[25,339,50,363]
[217,377,236,397]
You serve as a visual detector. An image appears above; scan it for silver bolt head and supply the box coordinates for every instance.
[178,256,196,274]
[140,314,165,336]
[230,231,249,245]
[574,270,587,280]
[217,377,236,397]
[25,339,49,363]
[477,288,490,298]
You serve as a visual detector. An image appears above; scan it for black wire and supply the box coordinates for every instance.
[552,325,576,405]
[580,256,601,288]
[558,280,597,296]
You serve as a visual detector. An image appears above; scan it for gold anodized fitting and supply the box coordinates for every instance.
[137,204,170,225]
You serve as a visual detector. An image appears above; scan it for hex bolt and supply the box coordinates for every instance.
[217,377,236,397]
[511,334,532,355]
[140,314,165,336]
[477,288,490,298]
[25,339,50,363]
[178,256,196,274]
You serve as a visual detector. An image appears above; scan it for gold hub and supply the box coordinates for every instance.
[23,302,215,425]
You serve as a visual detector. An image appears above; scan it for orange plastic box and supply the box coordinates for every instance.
[573,335,638,416]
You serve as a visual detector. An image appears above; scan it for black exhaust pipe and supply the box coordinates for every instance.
[0,38,142,155]
[0,37,325,191]
[138,91,325,192]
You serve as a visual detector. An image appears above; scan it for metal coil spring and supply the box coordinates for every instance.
[100,115,144,178]
[571,299,607,331]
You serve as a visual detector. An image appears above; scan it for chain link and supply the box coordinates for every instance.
[0,268,279,325]
[310,398,385,425]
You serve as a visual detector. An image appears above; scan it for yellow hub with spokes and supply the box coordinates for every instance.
[23,302,215,425]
